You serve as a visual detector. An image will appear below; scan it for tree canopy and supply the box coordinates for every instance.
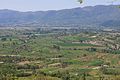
[78,0,83,4]
[77,0,119,4]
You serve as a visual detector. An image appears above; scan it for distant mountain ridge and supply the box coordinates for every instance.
[0,5,120,28]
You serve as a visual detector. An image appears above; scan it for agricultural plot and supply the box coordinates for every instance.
[0,29,120,80]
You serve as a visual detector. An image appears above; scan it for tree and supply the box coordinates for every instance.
[77,0,119,4]
[1,37,7,41]
[62,71,70,80]
[0,64,17,80]
[53,44,61,50]
[82,72,86,80]
[78,0,83,3]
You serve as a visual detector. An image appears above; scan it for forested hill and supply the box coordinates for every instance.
[0,5,120,28]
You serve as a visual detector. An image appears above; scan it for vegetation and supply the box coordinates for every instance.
[0,28,120,80]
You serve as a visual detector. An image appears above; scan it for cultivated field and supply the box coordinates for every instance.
[0,28,120,80]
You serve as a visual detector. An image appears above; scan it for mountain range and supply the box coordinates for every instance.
[0,5,120,28]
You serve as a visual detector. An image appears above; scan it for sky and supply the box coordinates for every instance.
[0,0,120,11]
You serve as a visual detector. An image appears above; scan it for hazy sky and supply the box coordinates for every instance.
[0,0,119,11]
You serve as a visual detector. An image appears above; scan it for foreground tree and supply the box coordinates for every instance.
[78,0,83,3]
[77,0,119,4]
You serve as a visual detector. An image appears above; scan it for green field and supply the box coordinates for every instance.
[0,29,120,80]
